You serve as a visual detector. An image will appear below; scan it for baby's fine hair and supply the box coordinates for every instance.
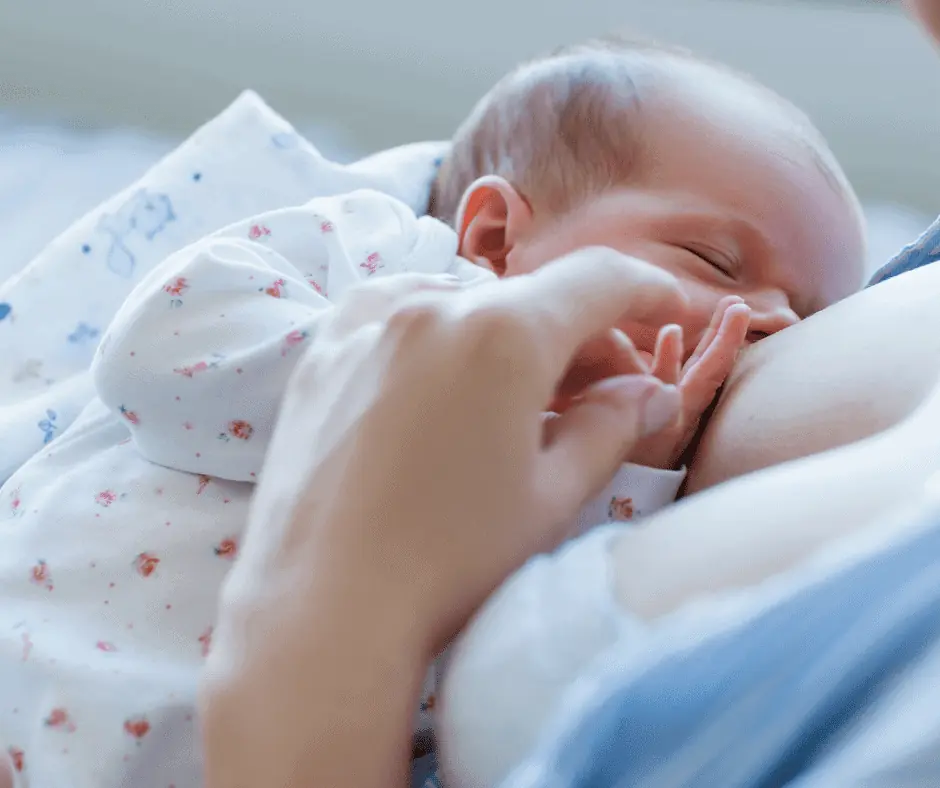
[429,36,857,228]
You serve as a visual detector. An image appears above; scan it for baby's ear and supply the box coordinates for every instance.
[456,177,532,276]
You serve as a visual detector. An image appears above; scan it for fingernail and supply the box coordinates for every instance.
[642,384,679,435]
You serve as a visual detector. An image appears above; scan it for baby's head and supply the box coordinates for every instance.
[430,37,867,358]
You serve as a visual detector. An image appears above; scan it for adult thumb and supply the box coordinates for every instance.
[538,375,679,528]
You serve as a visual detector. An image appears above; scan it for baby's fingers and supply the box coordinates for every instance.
[681,303,750,412]
[684,295,745,371]
[650,324,683,385]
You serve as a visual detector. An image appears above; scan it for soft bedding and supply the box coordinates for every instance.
[0,91,451,787]
[0,91,446,486]
[0,115,172,285]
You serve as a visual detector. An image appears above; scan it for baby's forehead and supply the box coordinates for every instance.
[619,64,865,306]
[638,58,815,149]
[641,62,859,209]
[536,53,865,307]
[573,54,837,195]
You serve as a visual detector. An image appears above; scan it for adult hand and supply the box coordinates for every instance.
[250,248,684,642]
[202,248,684,788]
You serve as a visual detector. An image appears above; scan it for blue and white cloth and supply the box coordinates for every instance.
[868,215,940,286]
[499,487,940,788]
[0,91,447,486]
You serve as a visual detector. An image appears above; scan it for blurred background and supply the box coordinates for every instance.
[0,0,937,276]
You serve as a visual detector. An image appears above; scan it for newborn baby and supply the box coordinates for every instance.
[0,37,866,788]
[430,37,865,356]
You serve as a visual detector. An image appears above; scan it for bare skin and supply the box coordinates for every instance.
[456,56,865,469]
[686,255,940,494]
[684,0,940,494]
[599,255,940,624]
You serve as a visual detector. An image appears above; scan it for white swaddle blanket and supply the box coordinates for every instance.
[0,90,447,487]
[0,92,450,787]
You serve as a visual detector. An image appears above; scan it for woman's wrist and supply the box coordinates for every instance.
[202,542,432,788]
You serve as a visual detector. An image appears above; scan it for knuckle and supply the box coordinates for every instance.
[466,304,537,352]
[463,303,521,337]
[385,298,446,336]
[458,303,541,371]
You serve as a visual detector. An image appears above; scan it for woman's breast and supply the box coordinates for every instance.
[686,261,940,494]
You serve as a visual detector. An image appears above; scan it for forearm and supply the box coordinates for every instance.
[202,557,426,788]
[613,418,933,620]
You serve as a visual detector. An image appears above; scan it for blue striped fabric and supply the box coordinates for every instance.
[412,753,442,788]
[500,497,940,788]
[868,215,940,287]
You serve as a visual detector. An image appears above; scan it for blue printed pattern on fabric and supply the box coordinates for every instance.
[0,91,359,487]
[67,322,101,345]
[37,409,57,445]
[868,214,940,287]
[96,188,176,278]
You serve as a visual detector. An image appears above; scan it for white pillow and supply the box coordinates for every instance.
[0,89,448,483]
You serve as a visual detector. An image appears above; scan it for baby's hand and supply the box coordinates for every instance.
[629,296,752,469]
